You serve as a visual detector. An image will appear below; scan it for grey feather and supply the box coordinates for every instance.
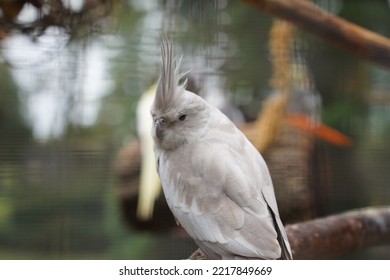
[151,37,292,260]
[154,37,187,114]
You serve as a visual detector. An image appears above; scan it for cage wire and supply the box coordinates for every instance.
[1,0,390,259]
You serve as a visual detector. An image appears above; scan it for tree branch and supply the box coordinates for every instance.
[241,0,390,69]
[287,206,390,259]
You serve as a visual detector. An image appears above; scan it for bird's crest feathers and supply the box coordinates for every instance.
[155,37,187,112]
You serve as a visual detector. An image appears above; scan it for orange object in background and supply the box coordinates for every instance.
[286,113,352,147]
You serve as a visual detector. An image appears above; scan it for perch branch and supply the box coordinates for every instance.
[241,0,390,69]
[189,206,390,259]
[287,206,390,259]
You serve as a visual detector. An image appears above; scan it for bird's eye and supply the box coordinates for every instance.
[178,114,187,121]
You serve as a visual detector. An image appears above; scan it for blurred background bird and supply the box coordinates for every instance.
[135,82,161,221]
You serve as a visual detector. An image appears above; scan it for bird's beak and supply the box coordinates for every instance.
[154,117,166,140]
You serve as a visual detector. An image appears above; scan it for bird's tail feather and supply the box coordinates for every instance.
[268,206,293,260]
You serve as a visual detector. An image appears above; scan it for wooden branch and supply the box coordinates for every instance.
[189,206,390,259]
[241,0,390,69]
[287,206,390,259]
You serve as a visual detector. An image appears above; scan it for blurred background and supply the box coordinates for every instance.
[0,0,389,259]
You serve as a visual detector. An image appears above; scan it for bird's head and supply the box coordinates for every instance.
[151,38,210,151]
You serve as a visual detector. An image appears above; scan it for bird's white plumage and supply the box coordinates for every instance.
[151,38,292,260]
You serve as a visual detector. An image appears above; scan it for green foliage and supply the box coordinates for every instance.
[323,98,367,132]
[0,65,32,143]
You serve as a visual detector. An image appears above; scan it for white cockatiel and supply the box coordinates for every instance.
[151,38,292,260]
